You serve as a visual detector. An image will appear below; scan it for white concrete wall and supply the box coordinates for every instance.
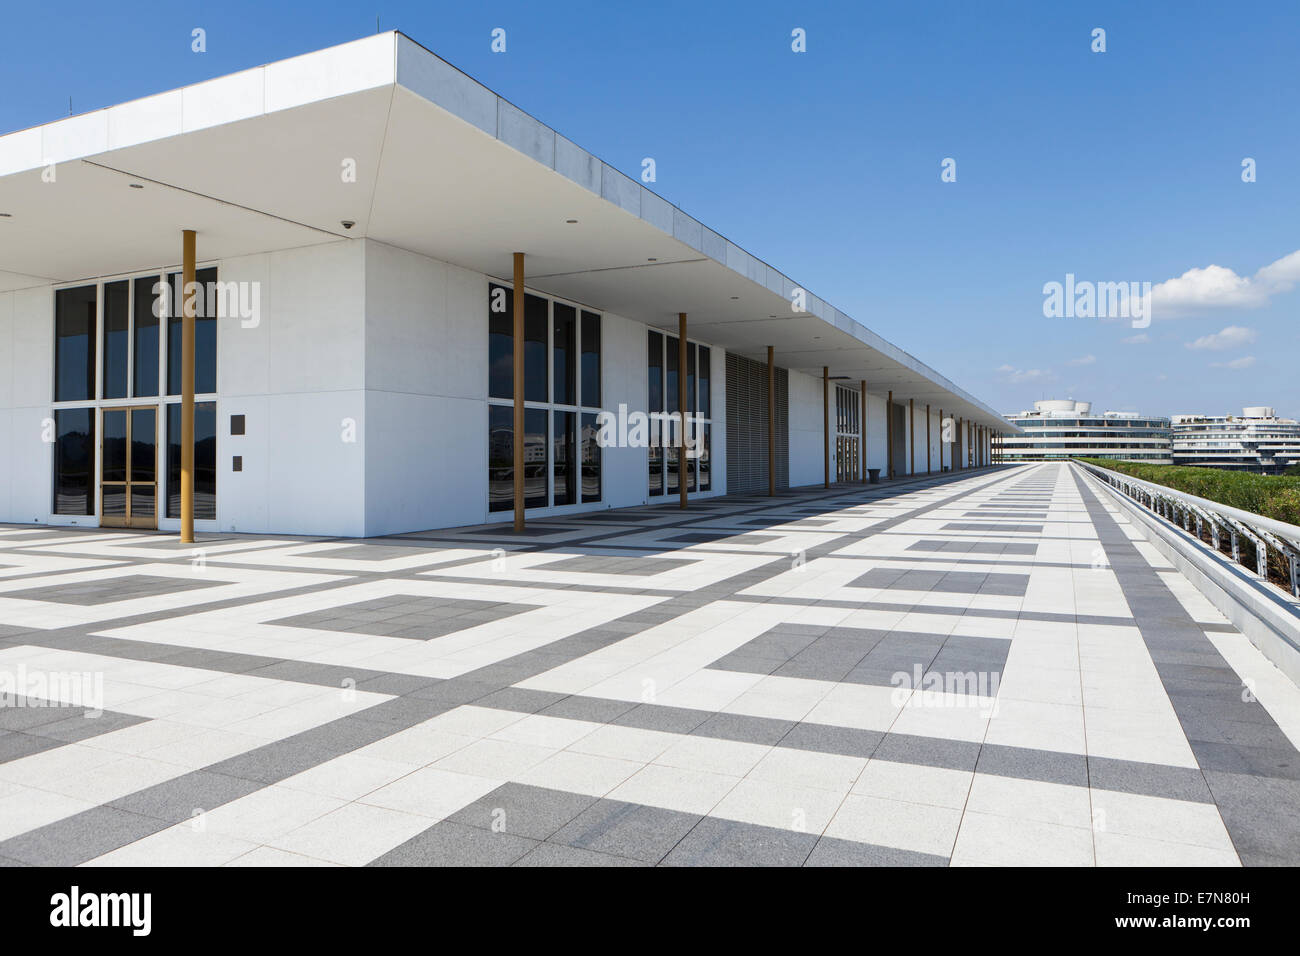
[788,368,826,488]
[709,346,727,495]
[600,311,648,510]
[361,240,487,536]
[864,392,888,477]
[1,287,59,526]
[217,239,367,537]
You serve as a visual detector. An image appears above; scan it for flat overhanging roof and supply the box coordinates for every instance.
[0,31,1014,432]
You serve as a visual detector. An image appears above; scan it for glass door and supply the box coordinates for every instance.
[100,406,157,529]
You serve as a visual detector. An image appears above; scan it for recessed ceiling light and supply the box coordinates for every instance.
[129,183,144,189]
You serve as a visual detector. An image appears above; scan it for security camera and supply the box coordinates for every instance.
[341,220,356,230]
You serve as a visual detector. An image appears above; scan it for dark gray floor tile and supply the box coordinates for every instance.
[550,799,701,863]
[660,816,817,866]
[370,820,537,866]
[804,835,948,867]
[449,783,597,840]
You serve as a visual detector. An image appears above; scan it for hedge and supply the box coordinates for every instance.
[1075,459,1300,528]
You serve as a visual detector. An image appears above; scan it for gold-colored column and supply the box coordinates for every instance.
[822,367,829,489]
[767,346,775,497]
[179,229,196,544]
[859,380,867,483]
[886,390,894,479]
[513,252,525,532]
[679,314,688,510]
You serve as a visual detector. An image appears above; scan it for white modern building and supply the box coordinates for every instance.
[0,32,1012,539]
[996,400,1172,464]
[1171,407,1300,474]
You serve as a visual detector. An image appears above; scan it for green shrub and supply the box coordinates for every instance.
[1074,459,1300,527]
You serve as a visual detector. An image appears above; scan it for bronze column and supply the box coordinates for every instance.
[513,252,525,532]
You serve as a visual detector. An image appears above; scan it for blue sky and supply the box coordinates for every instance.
[3,0,1297,418]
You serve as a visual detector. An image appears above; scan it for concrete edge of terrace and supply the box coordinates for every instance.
[1074,462,1300,686]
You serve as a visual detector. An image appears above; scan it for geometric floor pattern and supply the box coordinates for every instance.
[2,461,1300,866]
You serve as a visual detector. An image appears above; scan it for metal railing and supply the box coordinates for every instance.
[1074,460,1300,599]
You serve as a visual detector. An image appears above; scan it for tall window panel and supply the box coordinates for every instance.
[553,411,576,506]
[553,304,576,407]
[133,276,160,397]
[522,407,548,509]
[648,331,664,496]
[102,280,130,399]
[488,405,514,512]
[52,408,94,515]
[581,412,601,503]
[167,267,218,396]
[54,286,96,402]
[581,311,600,408]
[166,402,216,519]
[488,284,514,400]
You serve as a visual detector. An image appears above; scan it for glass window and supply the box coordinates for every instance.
[166,402,216,519]
[488,289,600,512]
[687,342,697,414]
[648,331,664,496]
[488,283,514,400]
[698,346,710,418]
[54,285,96,402]
[648,331,663,413]
[698,424,712,492]
[53,408,94,515]
[488,404,514,512]
[523,407,548,509]
[581,311,600,408]
[553,410,576,506]
[666,334,679,415]
[553,303,576,406]
[524,294,548,403]
[581,412,601,503]
[102,409,127,483]
[167,267,218,396]
[102,280,129,399]
[133,276,160,397]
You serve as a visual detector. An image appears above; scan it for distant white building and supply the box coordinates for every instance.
[1170,407,1300,474]
[996,400,1172,464]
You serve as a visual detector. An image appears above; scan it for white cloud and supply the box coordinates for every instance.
[1066,354,1096,366]
[1184,325,1257,351]
[1122,333,1149,344]
[996,364,1055,384]
[1145,249,1300,317]
[1210,356,1257,370]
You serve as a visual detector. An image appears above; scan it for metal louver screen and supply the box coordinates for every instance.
[726,352,788,493]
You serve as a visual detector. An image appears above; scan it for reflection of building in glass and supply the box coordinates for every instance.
[997,400,1172,464]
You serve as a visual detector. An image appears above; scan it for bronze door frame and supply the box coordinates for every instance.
[100,405,158,530]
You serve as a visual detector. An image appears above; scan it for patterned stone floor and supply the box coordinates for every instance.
[2,461,1299,866]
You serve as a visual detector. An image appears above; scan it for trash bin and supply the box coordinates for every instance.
[868,468,881,484]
